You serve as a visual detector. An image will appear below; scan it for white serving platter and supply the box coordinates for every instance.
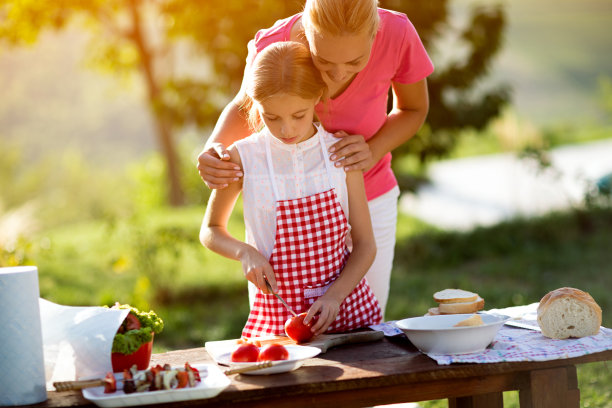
[82,363,230,407]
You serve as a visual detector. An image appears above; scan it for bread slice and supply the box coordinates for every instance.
[453,314,484,327]
[438,296,484,314]
[434,289,479,304]
[426,307,441,316]
[537,287,602,339]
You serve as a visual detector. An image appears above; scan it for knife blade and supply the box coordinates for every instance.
[265,279,298,317]
[504,319,541,331]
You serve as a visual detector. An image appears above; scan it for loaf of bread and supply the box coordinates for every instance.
[537,287,602,339]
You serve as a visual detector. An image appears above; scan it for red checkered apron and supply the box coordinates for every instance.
[242,132,382,338]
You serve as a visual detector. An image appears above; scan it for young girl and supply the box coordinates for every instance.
[200,41,382,338]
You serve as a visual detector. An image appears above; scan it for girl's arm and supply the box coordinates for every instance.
[199,146,277,293]
[331,78,430,172]
[305,170,377,335]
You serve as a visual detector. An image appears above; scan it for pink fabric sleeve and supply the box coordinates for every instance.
[392,14,434,84]
[245,14,299,70]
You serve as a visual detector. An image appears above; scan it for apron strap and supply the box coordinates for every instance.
[264,133,281,201]
[264,125,336,202]
[317,125,335,187]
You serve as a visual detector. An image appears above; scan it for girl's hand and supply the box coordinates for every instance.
[304,297,341,336]
[329,131,374,172]
[239,246,277,294]
[197,143,243,189]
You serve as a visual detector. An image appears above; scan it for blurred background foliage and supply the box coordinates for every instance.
[0,0,509,204]
[1,1,611,406]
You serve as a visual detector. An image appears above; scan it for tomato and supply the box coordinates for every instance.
[284,313,315,343]
[125,313,141,331]
[231,343,260,362]
[257,344,289,361]
[176,371,189,388]
[103,372,116,394]
[117,312,141,334]
[238,337,262,347]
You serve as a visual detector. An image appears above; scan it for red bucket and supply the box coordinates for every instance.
[111,336,154,372]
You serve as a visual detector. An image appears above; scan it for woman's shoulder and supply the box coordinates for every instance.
[252,13,301,52]
[376,8,417,42]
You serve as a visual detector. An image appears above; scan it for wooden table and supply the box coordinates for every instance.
[35,336,612,408]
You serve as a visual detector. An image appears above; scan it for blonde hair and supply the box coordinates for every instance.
[244,41,327,130]
[302,0,380,38]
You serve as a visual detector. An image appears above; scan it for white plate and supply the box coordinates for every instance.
[395,313,511,354]
[82,364,230,407]
[217,345,321,375]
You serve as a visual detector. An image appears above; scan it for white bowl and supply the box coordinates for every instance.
[395,313,510,354]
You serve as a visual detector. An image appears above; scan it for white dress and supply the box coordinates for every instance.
[234,124,351,306]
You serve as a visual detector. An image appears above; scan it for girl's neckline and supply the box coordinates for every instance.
[266,123,322,151]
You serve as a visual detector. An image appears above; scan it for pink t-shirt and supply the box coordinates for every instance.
[246,8,434,200]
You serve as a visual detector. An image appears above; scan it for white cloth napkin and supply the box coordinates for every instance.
[40,299,129,390]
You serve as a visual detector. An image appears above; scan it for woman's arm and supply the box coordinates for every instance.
[197,87,251,189]
[367,79,429,167]
[305,170,376,334]
[331,78,430,172]
[200,147,277,293]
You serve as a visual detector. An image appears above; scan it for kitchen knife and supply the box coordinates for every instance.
[504,319,541,331]
[265,279,298,317]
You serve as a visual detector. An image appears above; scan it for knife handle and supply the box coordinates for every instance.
[54,379,108,391]
[224,360,274,375]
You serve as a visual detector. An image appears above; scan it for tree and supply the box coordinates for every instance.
[1,0,508,202]
[381,0,509,168]
[0,0,303,206]
[168,0,509,188]
[1,0,188,205]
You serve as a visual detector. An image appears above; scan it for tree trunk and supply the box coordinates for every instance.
[128,0,184,206]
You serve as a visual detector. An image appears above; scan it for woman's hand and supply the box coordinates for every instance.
[304,297,341,336]
[239,246,277,294]
[329,131,374,172]
[197,143,243,189]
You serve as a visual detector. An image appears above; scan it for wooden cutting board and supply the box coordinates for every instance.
[205,330,384,364]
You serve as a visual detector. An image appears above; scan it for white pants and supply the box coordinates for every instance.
[248,185,400,318]
[365,185,399,319]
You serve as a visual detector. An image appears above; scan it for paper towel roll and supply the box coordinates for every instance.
[0,266,47,406]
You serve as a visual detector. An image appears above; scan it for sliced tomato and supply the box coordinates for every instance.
[176,371,189,388]
[103,372,116,394]
[124,313,141,331]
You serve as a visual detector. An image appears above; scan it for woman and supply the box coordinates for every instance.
[198,0,434,316]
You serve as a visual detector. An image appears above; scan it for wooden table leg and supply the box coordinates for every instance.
[449,392,504,408]
[519,365,580,408]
